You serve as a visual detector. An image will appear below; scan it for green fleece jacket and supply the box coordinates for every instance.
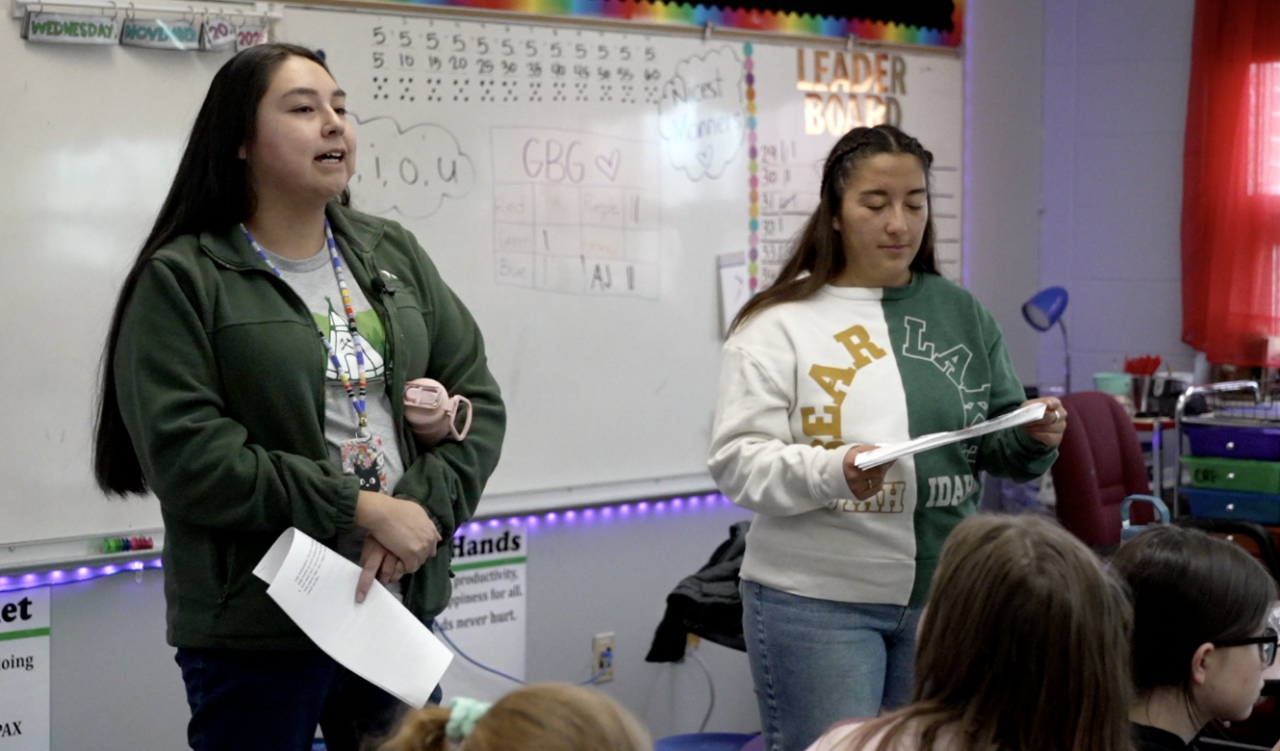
[114,203,505,649]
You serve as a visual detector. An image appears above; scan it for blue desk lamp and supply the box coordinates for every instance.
[1022,286,1071,393]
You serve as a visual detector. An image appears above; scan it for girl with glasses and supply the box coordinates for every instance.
[1111,525,1279,750]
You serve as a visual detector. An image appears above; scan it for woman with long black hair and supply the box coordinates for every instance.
[94,43,505,751]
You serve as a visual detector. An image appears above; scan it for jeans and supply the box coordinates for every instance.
[175,645,437,751]
[740,580,922,751]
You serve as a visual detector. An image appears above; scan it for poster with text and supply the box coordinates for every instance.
[0,587,50,750]
[438,524,527,701]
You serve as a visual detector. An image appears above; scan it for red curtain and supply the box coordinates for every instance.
[1182,0,1280,366]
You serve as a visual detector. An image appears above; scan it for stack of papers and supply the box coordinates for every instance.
[853,402,1047,470]
[253,528,454,707]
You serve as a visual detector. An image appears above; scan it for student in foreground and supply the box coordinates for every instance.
[378,683,653,751]
[1112,525,1279,751]
[805,513,1134,751]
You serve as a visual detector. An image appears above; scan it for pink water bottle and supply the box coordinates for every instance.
[403,378,472,447]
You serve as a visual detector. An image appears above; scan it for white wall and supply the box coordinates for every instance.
[521,500,758,736]
[964,0,1047,385]
[1039,0,1197,389]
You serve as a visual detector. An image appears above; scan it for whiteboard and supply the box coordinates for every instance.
[0,1,962,562]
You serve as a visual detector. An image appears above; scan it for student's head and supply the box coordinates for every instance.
[730,124,938,332]
[842,514,1134,751]
[919,513,1133,749]
[824,125,936,288]
[93,43,351,495]
[1111,525,1277,724]
[378,684,653,751]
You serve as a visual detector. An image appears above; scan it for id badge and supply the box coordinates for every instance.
[341,434,388,492]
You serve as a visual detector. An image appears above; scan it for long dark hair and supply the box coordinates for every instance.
[1111,525,1276,700]
[93,43,348,495]
[839,514,1135,751]
[730,124,938,333]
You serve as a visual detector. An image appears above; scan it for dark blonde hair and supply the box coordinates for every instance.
[730,124,938,333]
[839,514,1134,751]
[378,684,652,751]
[1111,525,1275,700]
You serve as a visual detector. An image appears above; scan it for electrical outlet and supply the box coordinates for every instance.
[592,632,615,683]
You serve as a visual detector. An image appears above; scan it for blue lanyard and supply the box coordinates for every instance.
[240,219,370,429]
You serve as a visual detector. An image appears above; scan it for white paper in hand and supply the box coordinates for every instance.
[253,528,454,707]
[854,402,1048,470]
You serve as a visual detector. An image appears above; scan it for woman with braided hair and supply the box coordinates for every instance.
[708,124,1066,751]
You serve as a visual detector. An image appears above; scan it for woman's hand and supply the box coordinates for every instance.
[354,490,441,575]
[355,536,408,603]
[1019,397,1067,448]
[843,445,895,500]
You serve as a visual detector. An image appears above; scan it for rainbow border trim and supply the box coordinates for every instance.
[348,0,965,48]
[745,42,761,293]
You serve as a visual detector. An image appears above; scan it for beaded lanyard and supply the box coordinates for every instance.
[241,219,371,431]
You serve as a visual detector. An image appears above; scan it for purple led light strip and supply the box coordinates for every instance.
[0,558,164,593]
[0,493,736,592]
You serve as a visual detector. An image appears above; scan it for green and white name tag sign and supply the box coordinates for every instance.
[120,18,199,50]
[23,13,119,45]
[0,587,50,750]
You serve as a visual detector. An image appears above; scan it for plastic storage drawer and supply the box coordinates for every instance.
[1182,456,1280,493]
[1184,425,1280,461]
[1184,488,1280,524]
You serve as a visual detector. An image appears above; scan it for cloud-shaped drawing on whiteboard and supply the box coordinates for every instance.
[348,114,475,219]
[657,46,746,182]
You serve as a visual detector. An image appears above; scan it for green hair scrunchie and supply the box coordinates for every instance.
[446,696,493,742]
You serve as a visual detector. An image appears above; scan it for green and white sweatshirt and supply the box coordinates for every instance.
[709,273,1056,607]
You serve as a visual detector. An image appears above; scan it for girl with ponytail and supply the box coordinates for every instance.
[378,684,652,751]
[709,125,1066,751]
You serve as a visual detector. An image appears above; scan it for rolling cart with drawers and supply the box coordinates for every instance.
[1175,381,1280,526]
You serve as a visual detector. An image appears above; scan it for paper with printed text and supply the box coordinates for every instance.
[253,528,453,707]
[853,402,1048,470]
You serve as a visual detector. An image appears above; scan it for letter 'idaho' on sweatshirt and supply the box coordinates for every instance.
[709,273,1055,608]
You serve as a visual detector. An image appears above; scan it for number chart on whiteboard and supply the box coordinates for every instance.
[275,9,963,508]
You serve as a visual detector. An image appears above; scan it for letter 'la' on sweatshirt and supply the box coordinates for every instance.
[709,273,1056,607]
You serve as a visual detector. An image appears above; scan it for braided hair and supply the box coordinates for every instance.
[730,124,939,333]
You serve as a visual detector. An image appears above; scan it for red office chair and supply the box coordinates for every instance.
[1051,391,1158,549]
